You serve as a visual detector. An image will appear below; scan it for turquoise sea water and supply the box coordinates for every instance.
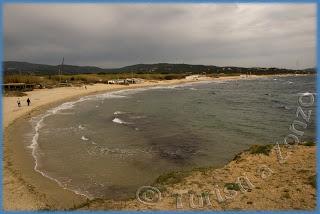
[29,75,316,199]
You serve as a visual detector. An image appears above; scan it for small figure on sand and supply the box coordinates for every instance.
[85,85,87,90]
[27,98,31,106]
[17,98,21,107]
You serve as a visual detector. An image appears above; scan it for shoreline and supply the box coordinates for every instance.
[3,73,309,129]
[4,76,222,210]
[3,78,206,129]
[79,144,315,210]
[3,74,315,210]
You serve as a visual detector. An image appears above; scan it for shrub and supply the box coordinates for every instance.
[4,75,42,84]
[308,175,316,188]
[155,171,190,185]
[249,144,273,155]
[303,142,316,147]
[224,183,241,191]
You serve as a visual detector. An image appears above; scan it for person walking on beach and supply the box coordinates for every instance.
[17,98,21,107]
[27,98,31,106]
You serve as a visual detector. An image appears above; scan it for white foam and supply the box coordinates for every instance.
[114,111,126,115]
[298,92,314,96]
[129,115,146,119]
[29,112,90,198]
[78,125,85,130]
[284,106,291,110]
[28,96,100,199]
[81,136,89,141]
[112,117,130,124]
[95,92,127,100]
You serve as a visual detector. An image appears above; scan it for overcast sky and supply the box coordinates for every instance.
[4,3,316,69]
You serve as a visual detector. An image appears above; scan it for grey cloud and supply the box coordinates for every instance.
[4,3,316,69]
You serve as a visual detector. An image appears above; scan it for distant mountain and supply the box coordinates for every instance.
[118,63,220,73]
[303,67,317,73]
[3,61,108,75]
[3,61,316,75]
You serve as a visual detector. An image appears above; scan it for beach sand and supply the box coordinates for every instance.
[3,75,316,210]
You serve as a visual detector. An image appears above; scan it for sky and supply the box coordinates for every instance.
[4,3,316,69]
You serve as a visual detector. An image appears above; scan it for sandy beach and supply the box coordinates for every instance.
[3,74,316,210]
[4,2,316,210]
[3,1,317,210]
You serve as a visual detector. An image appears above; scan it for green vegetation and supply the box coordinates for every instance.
[154,171,191,185]
[192,166,215,173]
[308,175,316,188]
[248,144,274,155]
[224,183,241,191]
[4,75,43,84]
[303,142,316,147]
[154,165,218,186]
[281,192,291,199]
[4,73,187,86]
[232,152,243,161]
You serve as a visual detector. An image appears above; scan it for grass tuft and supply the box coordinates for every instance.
[224,183,241,191]
[249,144,273,155]
[303,142,316,147]
[308,175,316,188]
[155,171,190,185]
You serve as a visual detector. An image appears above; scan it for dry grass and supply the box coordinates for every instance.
[4,75,43,84]
[4,73,188,86]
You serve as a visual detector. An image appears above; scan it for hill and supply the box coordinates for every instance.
[3,61,316,75]
[3,61,108,75]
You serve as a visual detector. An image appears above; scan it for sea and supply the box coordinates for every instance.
[27,75,316,200]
